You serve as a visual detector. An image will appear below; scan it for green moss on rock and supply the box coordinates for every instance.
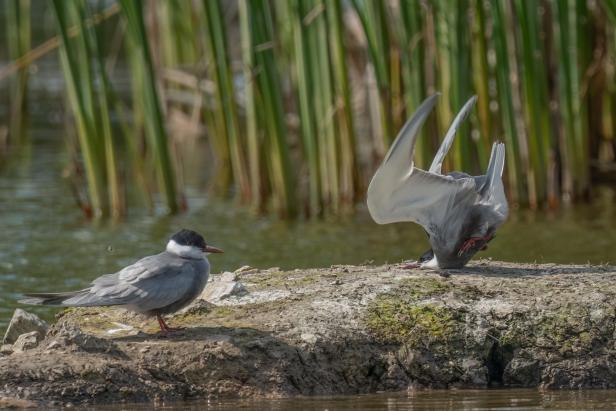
[366,297,458,345]
[397,277,452,300]
[246,270,319,289]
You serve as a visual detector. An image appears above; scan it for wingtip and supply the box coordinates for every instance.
[464,95,478,109]
[381,93,441,165]
[423,93,441,106]
[425,93,441,104]
[421,93,442,114]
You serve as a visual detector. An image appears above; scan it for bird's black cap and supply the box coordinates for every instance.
[170,229,206,250]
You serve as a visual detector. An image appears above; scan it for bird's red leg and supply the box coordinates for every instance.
[156,314,184,334]
[458,235,493,256]
[157,314,170,333]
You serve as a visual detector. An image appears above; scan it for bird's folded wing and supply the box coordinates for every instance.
[65,256,198,311]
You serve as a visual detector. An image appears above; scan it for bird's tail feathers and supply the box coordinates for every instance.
[487,142,506,181]
[19,290,89,306]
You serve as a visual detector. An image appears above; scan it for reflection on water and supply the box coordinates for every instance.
[89,389,616,410]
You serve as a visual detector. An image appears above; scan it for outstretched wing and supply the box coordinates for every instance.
[479,142,508,218]
[429,96,477,174]
[367,94,479,235]
[368,165,477,233]
[62,253,205,312]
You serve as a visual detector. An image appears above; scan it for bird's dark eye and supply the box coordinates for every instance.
[419,249,434,263]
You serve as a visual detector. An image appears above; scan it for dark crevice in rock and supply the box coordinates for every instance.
[486,340,514,386]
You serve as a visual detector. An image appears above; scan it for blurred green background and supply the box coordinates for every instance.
[2,0,615,219]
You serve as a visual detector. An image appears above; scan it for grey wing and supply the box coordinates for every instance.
[479,142,508,218]
[63,254,202,312]
[429,95,477,174]
[367,93,478,234]
[369,166,478,234]
[379,93,440,168]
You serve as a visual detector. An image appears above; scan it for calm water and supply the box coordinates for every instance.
[88,389,616,410]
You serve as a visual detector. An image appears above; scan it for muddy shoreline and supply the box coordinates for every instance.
[1,260,616,407]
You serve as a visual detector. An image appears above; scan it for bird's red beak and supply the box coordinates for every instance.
[205,245,224,254]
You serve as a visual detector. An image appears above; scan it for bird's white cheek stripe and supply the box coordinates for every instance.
[166,240,203,259]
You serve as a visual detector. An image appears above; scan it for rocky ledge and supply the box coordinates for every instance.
[1,260,616,407]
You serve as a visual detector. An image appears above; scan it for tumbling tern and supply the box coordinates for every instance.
[367,94,508,269]
[19,229,223,333]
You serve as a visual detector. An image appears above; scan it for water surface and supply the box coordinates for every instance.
[89,389,616,410]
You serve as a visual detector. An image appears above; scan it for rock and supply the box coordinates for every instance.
[235,265,258,275]
[0,396,38,408]
[0,344,14,356]
[45,340,62,350]
[0,261,616,405]
[503,357,541,387]
[105,322,135,336]
[2,309,49,345]
[220,271,238,282]
[12,331,42,352]
[300,333,318,344]
[53,324,121,355]
[200,280,247,303]
[460,358,488,385]
[181,299,215,315]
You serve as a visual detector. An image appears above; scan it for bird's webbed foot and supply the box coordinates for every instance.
[156,315,185,336]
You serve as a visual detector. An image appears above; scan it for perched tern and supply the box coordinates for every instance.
[19,229,223,333]
[367,94,508,269]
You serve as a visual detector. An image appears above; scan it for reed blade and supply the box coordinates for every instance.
[120,0,179,213]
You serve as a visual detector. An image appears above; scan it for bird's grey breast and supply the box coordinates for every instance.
[149,252,210,315]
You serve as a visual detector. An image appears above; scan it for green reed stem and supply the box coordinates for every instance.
[120,0,179,213]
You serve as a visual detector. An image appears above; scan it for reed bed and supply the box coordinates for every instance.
[4,0,31,147]
[52,0,118,218]
[3,0,616,218]
[49,0,180,218]
[120,0,179,214]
